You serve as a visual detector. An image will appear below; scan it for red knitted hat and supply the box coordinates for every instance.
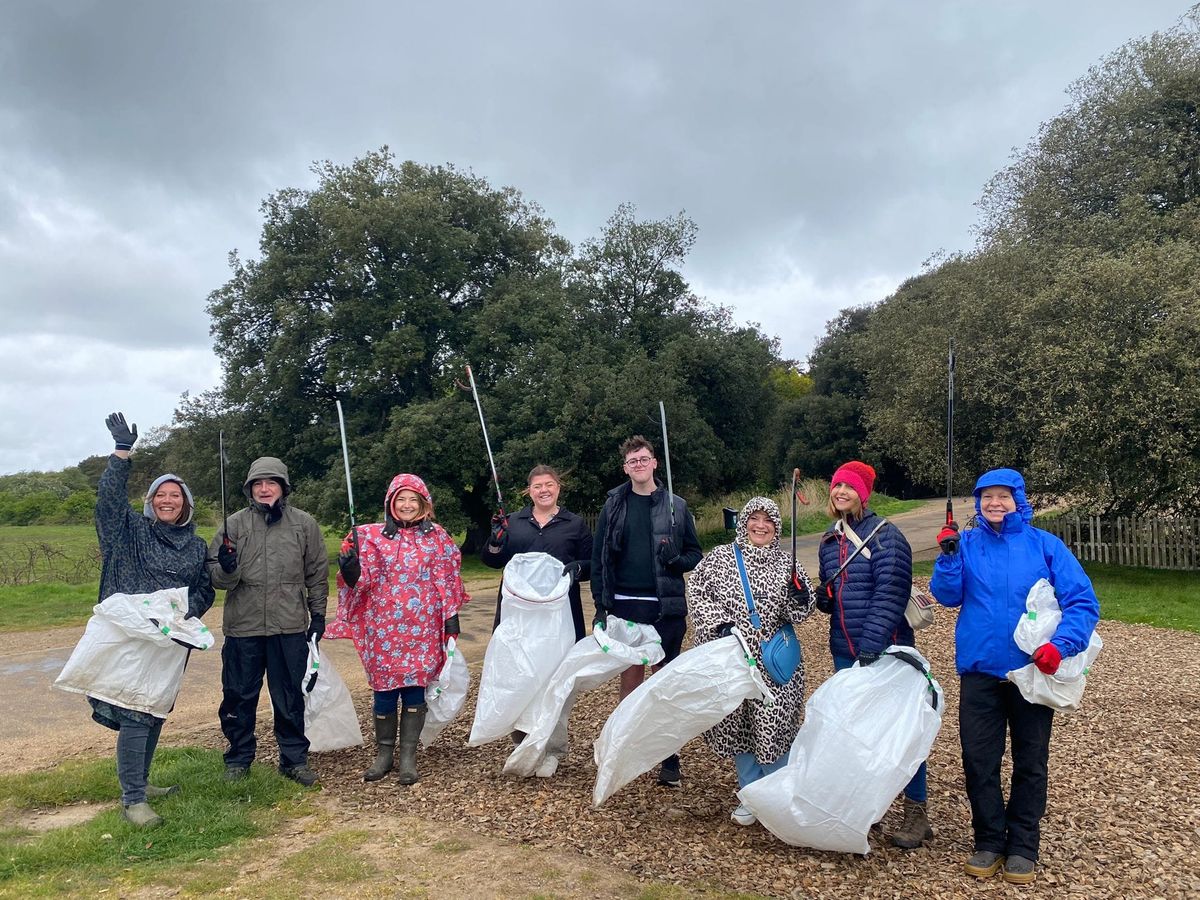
[831,461,876,506]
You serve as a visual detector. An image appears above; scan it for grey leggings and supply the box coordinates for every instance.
[116,718,164,806]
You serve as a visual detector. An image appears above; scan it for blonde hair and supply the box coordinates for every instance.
[826,482,863,522]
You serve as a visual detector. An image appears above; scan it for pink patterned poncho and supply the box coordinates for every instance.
[325,474,469,691]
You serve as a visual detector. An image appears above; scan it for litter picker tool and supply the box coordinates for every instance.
[466,365,506,519]
[335,400,359,552]
[790,467,811,588]
[218,430,231,548]
[657,400,675,527]
[945,339,956,528]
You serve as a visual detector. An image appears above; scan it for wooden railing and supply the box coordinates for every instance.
[1038,514,1200,570]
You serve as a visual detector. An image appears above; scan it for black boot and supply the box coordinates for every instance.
[363,712,397,782]
[396,705,427,786]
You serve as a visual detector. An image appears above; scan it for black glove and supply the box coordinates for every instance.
[444,614,460,638]
[787,574,812,607]
[338,550,361,588]
[489,513,509,548]
[937,521,961,554]
[105,412,138,450]
[815,582,834,615]
[714,622,735,638]
[307,614,326,643]
[656,537,680,568]
[217,542,238,574]
[857,650,881,667]
[561,561,583,584]
[592,596,611,630]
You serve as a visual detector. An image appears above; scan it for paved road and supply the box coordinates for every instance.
[0,497,965,773]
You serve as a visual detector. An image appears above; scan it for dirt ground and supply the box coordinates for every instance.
[4,532,1200,897]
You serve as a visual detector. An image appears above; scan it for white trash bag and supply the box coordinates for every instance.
[504,617,665,777]
[54,587,214,718]
[468,552,575,746]
[739,646,943,854]
[592,629,773,807]
[302,638,363,752]
[421,637,470,748]
[1007,578,1103,712]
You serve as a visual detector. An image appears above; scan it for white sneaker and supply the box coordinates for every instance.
[535,756,559,778]
[731,804,757,826]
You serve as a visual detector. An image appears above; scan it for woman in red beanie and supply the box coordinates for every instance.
[816,460,929,849]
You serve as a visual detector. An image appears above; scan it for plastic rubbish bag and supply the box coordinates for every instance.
[54,587,214,717]
[1007,578,1103,711]
[302,638,363,752]
[504,617,665,777]
[421,637,470,748]
[592,629,773,807]
[468,552,575,746]
[739,646,943,854]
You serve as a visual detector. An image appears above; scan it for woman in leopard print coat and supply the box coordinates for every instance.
[689,496,816,825]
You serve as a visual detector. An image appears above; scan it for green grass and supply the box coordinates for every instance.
[912,559,1200,633]
[0,749,312,897]
[0,583,100,631]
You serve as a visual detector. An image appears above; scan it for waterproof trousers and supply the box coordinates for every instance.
[959,673,1054,862]
[219,633,310,770]
[833,653,927,803]
[116,716,164,805]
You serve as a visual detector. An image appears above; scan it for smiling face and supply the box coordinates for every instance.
[528,474,560,512]
[390,489,424,524]
[623,451,657,490]
[251,478,283,506]
[744,510,777,548]
[151,482,185,524]
[830,482,862,518]
[979,486,1017,525]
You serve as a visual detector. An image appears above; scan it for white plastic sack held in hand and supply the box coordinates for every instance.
[421,637,470,748]
[739,646,943,854]
[302,638,363,752]
[592,628,772,807]
[54,587,214,718]
[1007,578,1103,712]
[504,617,665,777]
[468,552,575,746]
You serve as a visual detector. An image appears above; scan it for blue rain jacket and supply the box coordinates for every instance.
[930,468,1100,679]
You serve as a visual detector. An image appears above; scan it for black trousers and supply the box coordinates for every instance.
[959,673,1055,861]
[220,633,310,770]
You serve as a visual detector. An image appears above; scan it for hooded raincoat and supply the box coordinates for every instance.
[688,497,817,763]
[326,474,470,690]
[930,468,1100,678]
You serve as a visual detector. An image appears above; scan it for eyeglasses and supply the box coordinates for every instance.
[624,456,654,468]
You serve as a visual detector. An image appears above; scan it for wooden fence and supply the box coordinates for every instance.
[1039,515,1200,570]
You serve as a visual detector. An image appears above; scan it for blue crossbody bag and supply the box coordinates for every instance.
[732,544,800,685]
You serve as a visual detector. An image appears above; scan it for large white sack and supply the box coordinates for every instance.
[739,647,943,854]
[592,629,772,807]
[421,637,470,748]
[504,617,665,777]
[1006,578,1103,712]
[53,587,214,718]
[302,638,363,752]
[468,552,574,746]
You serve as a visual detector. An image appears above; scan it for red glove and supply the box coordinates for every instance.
[1032,642,1062,675]
[937,521,960,554]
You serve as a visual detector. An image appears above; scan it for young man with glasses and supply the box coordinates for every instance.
[590,435,703,787]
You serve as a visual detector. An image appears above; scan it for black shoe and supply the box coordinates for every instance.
[223,765,249,782]
[280,764,319,787]
[657,755,681,788]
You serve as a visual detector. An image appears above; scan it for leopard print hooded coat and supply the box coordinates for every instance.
[688,496,816,763]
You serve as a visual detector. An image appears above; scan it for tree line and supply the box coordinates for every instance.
[9,10,1200,529]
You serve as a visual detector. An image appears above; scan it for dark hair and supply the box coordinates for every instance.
[526,464,561,485]
[619,435,654,460]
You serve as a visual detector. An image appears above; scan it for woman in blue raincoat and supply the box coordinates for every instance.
[931,468,1099,885]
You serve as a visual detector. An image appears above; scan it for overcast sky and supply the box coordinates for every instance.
[0,1,1189,474]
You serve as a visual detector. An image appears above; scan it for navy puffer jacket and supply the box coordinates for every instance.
[817,510,914,660]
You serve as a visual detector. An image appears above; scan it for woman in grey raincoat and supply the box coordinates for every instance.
[91,412,214,827]
[688,496,816,826]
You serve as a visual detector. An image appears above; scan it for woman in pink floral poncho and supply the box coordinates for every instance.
[326,473,469,785]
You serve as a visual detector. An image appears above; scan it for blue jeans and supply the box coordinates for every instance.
[734,751,787,789]
[373,686,427,715]
[116,717,164,806]
[832,653,928,804]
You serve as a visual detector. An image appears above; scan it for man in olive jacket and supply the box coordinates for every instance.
[208,457,329,786]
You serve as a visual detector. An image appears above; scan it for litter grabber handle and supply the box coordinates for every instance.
[883,648,940,711]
